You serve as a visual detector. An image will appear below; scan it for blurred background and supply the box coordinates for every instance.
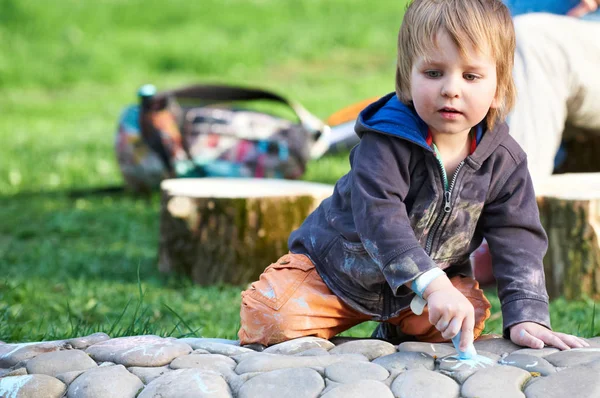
[0,0,597,343]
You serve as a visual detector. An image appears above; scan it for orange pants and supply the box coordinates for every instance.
[239,253,491,346]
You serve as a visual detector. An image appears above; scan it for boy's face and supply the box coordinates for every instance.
[410,30,499,138]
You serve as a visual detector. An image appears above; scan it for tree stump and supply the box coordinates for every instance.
[159,178,333,285]
[536,173,600,299]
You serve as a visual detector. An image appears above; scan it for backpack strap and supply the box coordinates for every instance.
[138,86,177,176]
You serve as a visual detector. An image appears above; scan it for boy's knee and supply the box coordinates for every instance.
[238,253,321,345]
[238,289,290,346]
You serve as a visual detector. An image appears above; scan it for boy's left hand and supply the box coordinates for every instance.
[510,322,590,350]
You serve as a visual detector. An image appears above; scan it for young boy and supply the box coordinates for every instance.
[238,0,588,352]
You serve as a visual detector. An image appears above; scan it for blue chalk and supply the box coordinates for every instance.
[452,332,477,360]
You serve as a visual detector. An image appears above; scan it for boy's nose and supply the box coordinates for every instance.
[441,78,460,98]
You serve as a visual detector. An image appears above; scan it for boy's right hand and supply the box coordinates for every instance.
[423,274,475,352]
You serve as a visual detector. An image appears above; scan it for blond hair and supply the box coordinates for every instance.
[396,0,516,130]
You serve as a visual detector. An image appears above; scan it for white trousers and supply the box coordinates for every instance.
[509,13,600,181]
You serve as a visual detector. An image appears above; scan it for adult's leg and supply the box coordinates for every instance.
[238,253,371,346]
[509,13,600,181]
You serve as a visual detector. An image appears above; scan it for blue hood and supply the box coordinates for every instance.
[357,92,484,151]
[357,93,431,151]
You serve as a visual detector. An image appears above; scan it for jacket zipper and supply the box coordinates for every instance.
[425,158,465,254]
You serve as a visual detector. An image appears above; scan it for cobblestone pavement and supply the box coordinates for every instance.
[1,333,600,397]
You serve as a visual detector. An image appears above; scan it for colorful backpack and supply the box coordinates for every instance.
[116,84,330,192]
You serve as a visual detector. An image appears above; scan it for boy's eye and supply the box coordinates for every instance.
[464,74,479,81]
[425,70,442,78]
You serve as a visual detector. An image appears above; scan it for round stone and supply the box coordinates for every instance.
[56,370,84,386]
[66,333,111,350]
[525,360,600,398]
[329,339,396,360]
[438,353,499,384]
[473,337,521,356]
[0,341,69,368]
[544,348,600,367]
[86,335,192,367]
[511,347,559,358]
[585,337,600,348]
[263,337,335,355]
[294,348,330,357]
[0,367,27,377]
[373,351,435,373]
[238,367,324,398]
[499,353,556,376]
[127,366,173,384]
[25,349,97,377]
[138,369,231,398]
[461,365,531,398]
[170,353,236,373]
[325,360,389,383]
[397,342,455,358]
[235,353,368,374]
[0,375,66,398]
[66,364,143,398]
[391,369,459,398]
[179,337,239,346]
[178,339,251,356]
[321,380,393,398]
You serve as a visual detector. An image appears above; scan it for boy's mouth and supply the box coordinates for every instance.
[438,107,463,119]
[439,106,462,114]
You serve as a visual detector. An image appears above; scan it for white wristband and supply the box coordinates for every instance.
[411,267,445,299]
[410,295,427,315]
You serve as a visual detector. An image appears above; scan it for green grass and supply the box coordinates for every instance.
[0,0,598,344]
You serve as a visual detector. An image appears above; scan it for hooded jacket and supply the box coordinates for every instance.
[289,93,551,336]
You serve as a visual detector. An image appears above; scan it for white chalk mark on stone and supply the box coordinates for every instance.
[447,354,495,370]
[0,375,33,398]
[193,373,217,394]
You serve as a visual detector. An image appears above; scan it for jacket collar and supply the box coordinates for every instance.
[355,93,431,151]
[355,92,510,169]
